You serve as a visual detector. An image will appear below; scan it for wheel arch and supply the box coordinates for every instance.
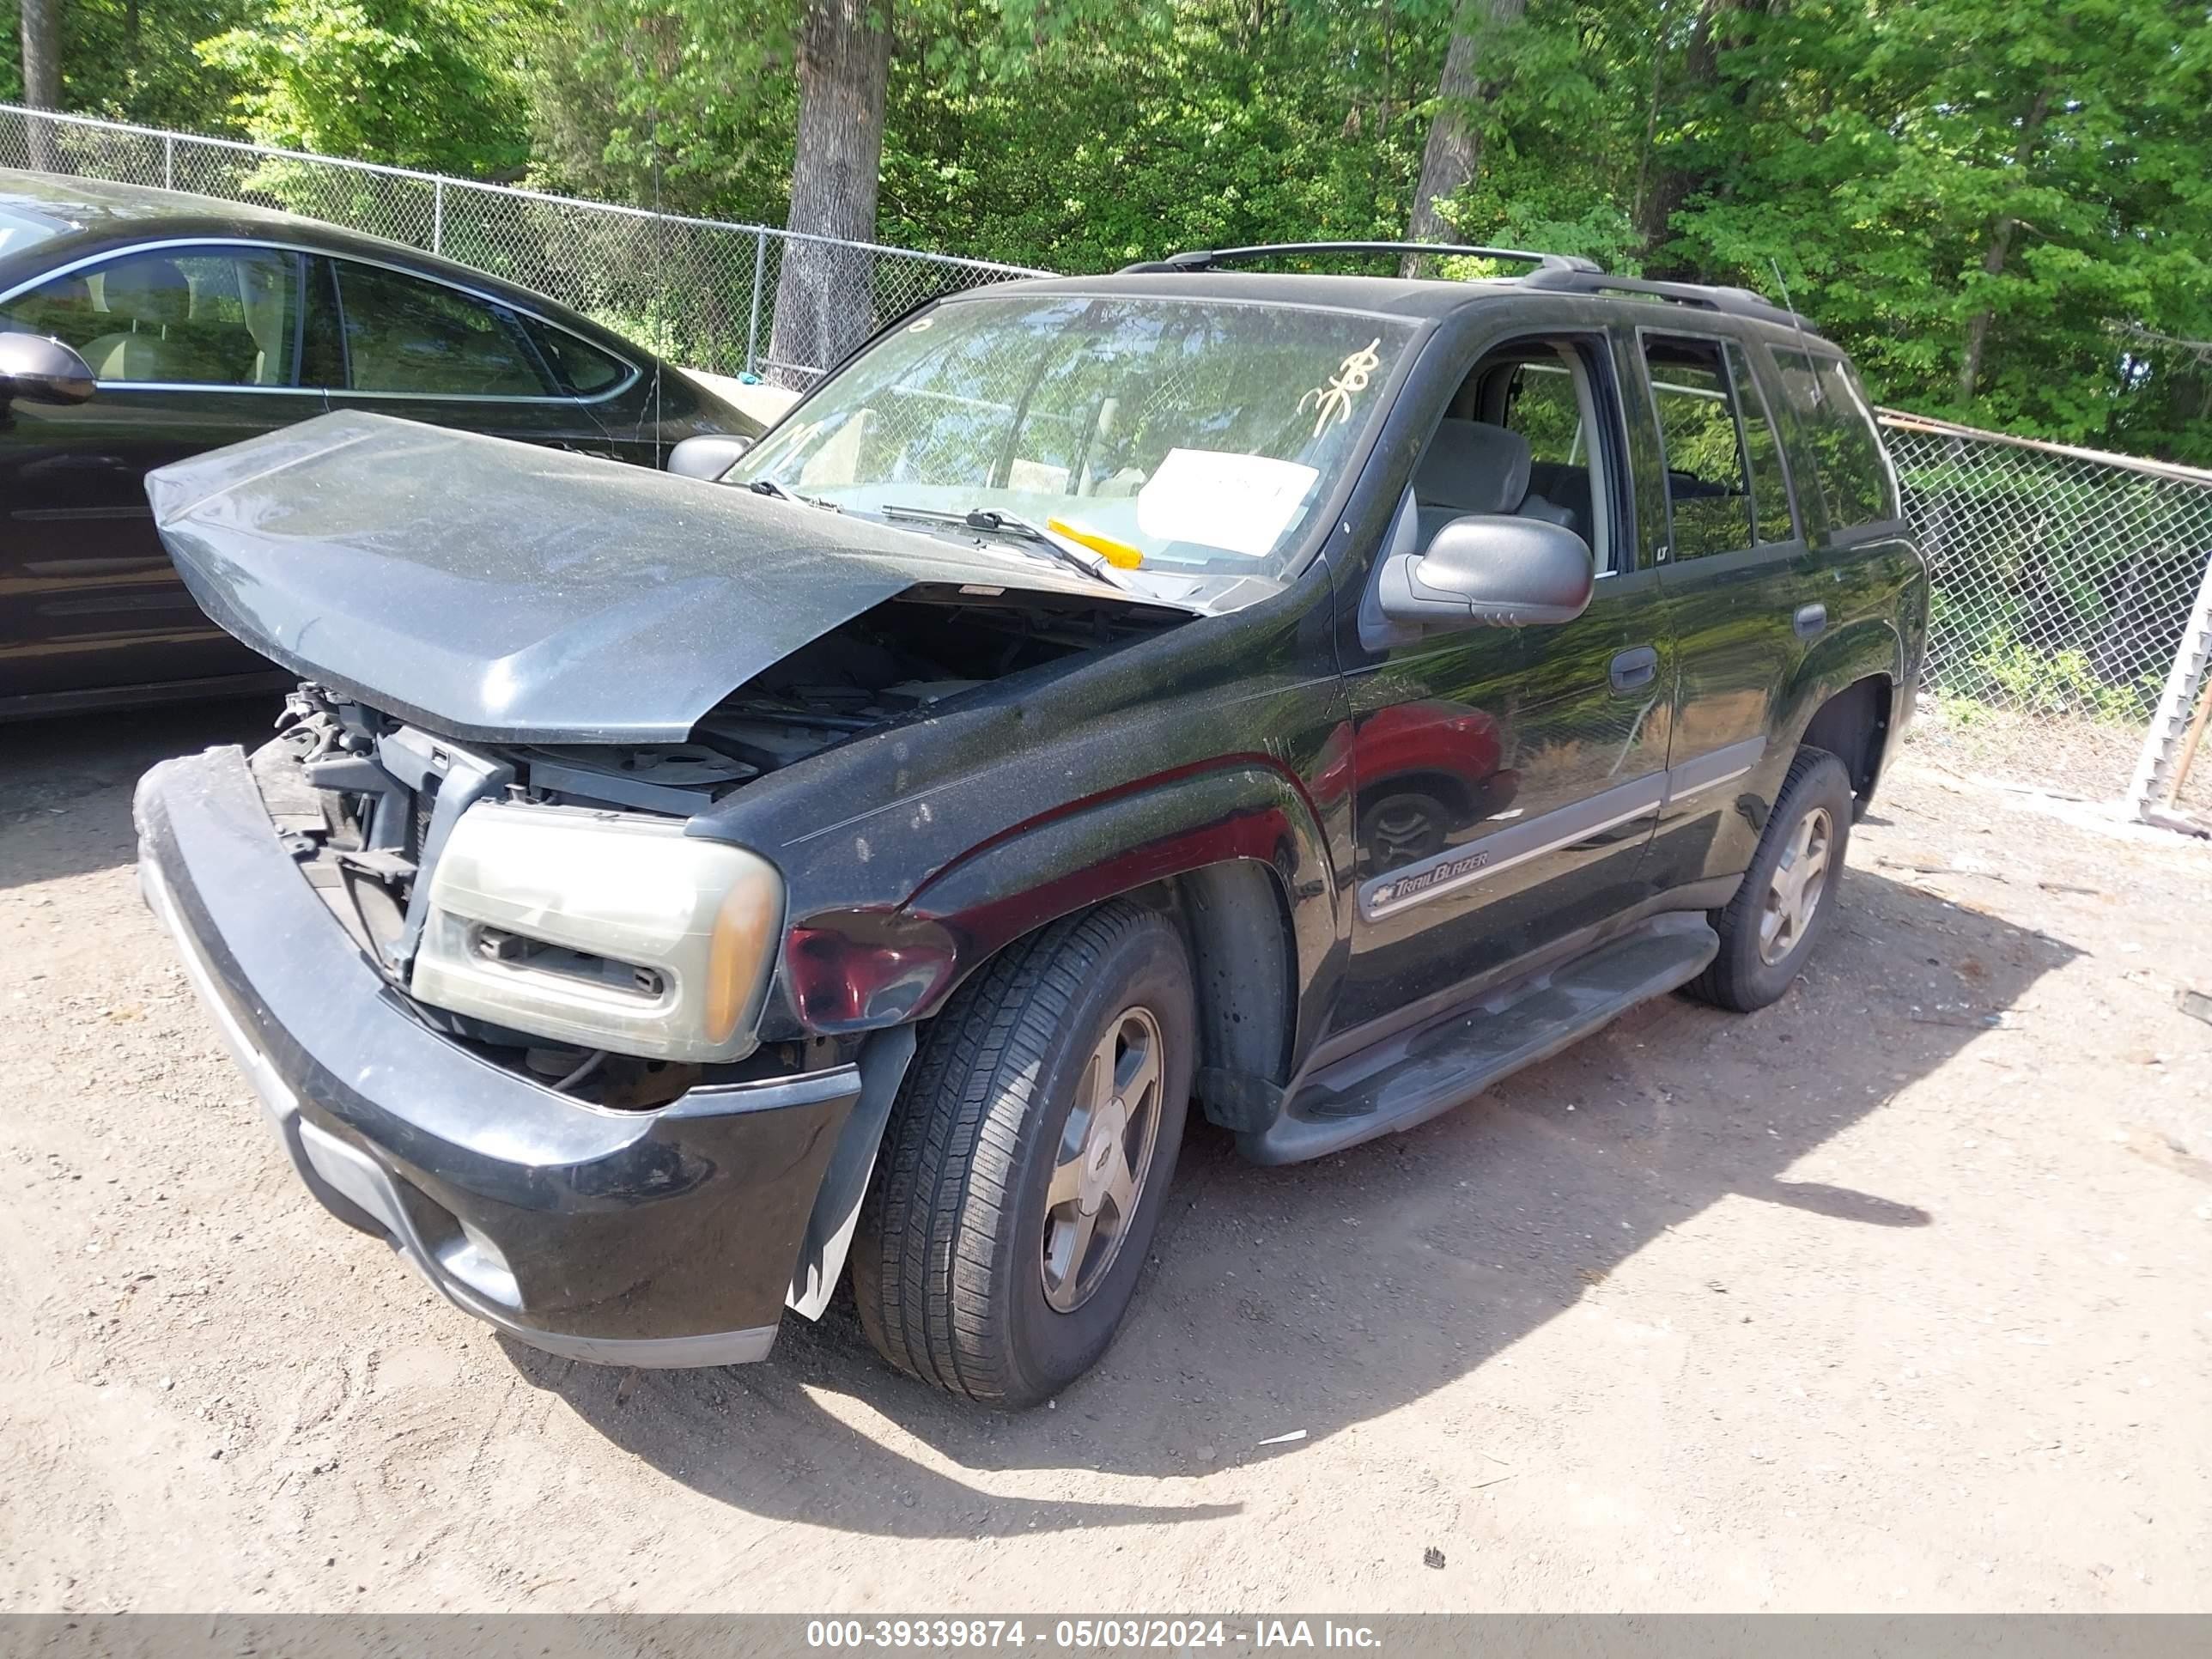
[1781,618,1905,810]
[777,762,1334,1055]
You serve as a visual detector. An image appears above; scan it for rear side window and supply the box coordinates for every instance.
[1771,349,1900,529]
[331,260,551,397]
[1643,337,1753,561]
[1724,342,1796,544]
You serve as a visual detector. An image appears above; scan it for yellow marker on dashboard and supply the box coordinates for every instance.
[1047,517,1144,569]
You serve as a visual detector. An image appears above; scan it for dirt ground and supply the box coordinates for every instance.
[3,703,2209,1614]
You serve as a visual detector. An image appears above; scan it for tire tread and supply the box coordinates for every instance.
[854,900,1164,1405]
[1684,744,1851,1012]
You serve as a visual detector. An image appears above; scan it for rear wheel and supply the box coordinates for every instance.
[1683,746,1853,1012]
[852,899,1194,1407]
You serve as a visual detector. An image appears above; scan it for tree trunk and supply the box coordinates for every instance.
[1636,0,1730,276]
[20,0,64,173]
[1958,84,2054,404]
[1401,0,1524,273]
[767,0,892,390]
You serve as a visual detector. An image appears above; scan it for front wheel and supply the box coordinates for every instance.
[1683,746,1854,1012]
[852,899,1194,1407]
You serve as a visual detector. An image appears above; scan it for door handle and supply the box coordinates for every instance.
[1609,645,1659,694]
[1794,603,1828,639]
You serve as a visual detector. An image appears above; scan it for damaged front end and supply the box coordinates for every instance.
[134,412,1200,1356]
[258,578,1182,1109]
[148,409,1193,1102]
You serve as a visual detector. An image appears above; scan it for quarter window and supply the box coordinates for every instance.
[1643,338,1753,561]
[1724,342,1796,544]
[2,246,301,387]
[531,322,630,396]
[1771,349,1900,529]
[331,260,550,397]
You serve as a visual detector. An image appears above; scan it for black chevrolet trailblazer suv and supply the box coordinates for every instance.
[133,242,1928,1405]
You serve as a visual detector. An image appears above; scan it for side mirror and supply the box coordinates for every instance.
[1376,514,1595,629]
[0,331,96,406]
[667,433,754,482]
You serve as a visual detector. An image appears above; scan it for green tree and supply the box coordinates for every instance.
[195,0,538,175]
[1654,0,2212,459]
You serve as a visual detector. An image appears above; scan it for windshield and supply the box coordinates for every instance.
[728,294,1416,585]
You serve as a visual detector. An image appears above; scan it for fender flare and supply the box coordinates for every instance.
[1778,617,1905,750]
[781,761,1338,1036]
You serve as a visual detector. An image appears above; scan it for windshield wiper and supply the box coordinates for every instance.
[750,477,839,511]
[878,503,1129,589]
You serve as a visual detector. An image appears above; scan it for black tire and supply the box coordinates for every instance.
[1683,746,1854,1013]
[852,899,1194,1407]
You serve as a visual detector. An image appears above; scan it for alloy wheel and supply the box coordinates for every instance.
[1759,804,1834,967]
[1040,1005,1164,1314]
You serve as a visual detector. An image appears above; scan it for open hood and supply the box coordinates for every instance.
[148,411,1194,744]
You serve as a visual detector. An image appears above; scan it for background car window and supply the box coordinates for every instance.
[2,246,300,387]
[1644,342,1753,560]
[1771,348,1900,530]
[331,261,550,396]
[529,322,630,396]
[1724,342,1796,544]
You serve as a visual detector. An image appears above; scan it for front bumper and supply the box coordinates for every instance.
[133,745,860,1367]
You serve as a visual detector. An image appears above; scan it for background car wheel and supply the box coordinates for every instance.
[1682,746,1854,1013]
[852,898,1194,1407]
[1360,788,1451,868]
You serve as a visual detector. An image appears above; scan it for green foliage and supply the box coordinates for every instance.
[15,0,2212,465]
[195,0,539,175]
[518,1,797,219]
[1966,637,2154,724]
[2,2,254,129]
[873,1,1439,270]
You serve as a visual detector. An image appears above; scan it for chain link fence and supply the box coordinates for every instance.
[0,104,1046,383]
[1879,413,2212,811]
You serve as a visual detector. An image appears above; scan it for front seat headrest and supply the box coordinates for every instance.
[97,259,191,330]
[1414,419,1533,518]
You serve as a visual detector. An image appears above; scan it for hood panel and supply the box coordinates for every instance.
[149,411,1184,744]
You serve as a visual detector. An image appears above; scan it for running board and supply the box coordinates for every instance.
[1242,913,1719,1164]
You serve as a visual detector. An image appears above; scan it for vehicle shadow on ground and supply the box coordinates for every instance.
[0,701,281,891]
[509,865,2074,1540]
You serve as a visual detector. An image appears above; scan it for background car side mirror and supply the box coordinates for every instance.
[0,331,96,407]
[667,433,755,482]
[1376,514,1595,629]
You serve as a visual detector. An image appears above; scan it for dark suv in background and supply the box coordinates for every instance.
[0,169,761,720]
[132,241,1926,1407]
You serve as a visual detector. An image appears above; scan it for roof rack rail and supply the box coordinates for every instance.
[1519,266,1820,333]
[1120,241,1604,275]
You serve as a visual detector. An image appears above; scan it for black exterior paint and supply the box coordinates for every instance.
[132,264,1929,1359]
[0,170,760,721]
[696,282,1926,1095]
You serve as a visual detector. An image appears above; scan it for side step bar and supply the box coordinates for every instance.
[1241,913,1720,1165]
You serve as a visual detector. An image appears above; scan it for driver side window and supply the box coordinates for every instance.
[1409,336,1616,570]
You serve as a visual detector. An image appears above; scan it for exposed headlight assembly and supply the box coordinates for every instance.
[409,801,783,1064]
